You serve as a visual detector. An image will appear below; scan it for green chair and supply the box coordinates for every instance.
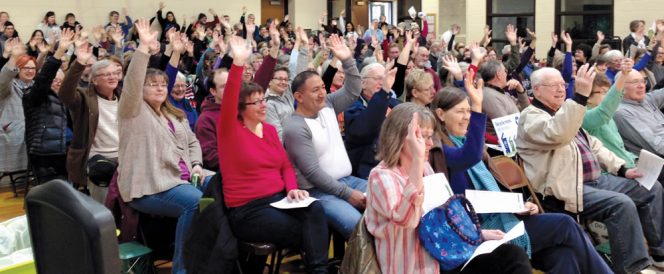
[119,241,154,274]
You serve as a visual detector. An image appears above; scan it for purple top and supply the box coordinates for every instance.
[166,117,191,181]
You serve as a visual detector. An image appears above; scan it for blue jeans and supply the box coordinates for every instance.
[524,213,612,274]
[308,175,367,239]
[129,184,202,274]
[582,174,664,274]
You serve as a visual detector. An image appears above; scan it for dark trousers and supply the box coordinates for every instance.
[228,193,329,274]
[28,154,67,184]
[525,213,612,274]
[444,244,532,274]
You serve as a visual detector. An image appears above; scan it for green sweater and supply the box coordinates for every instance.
[582,85,636,168]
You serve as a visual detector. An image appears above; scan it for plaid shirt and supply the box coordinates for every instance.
[574,131,602,182]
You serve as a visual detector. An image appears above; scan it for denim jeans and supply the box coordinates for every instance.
[129,183,202,274]
[442,244,532,274]
[228,193,328,274]
[524,213,612,274]
[308,175,367,239]
[582,174,664,274]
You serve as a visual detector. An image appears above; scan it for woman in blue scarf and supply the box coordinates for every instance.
[428,74,611,274]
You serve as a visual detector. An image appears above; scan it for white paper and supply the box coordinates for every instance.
[408,6,417,19]
[422,173,454,215]
[461,221,525,270]
[270,197,318,209]
[491,113,520,157]
[485,144,503,152]
[464,190,525,214]
[635,149,664,190]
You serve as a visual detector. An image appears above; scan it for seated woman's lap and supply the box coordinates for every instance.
[129,183,202,217]
[227,193,324,248]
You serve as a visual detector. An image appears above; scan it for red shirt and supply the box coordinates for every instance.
[217,65,298,208]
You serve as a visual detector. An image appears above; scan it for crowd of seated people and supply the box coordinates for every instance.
[3,3,664,273]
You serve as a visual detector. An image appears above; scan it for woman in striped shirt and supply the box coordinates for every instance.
[366,100,532,274]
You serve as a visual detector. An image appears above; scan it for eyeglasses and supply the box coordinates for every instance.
[626,78,647,85]
[363,76,384,82]
[539,83,566,89]
[144,82,168,88]
[96,71,122,79]
[21,67,36,71]
[272,77,289,82]
[243,98,268,106]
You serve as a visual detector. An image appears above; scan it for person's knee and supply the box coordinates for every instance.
[609,193,638,215]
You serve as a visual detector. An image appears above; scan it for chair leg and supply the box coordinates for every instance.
[7,173,18,197]
[267,250,277,274]
[273,250,284,274]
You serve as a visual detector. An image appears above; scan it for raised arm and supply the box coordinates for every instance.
[326,34,361,114]
[118,19,157,119]
[217,36,252,139]
[0,38,22,101]
[582,61,629,131]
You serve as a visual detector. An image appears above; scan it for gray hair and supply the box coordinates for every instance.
[360,62,384,78]
[478,60,503,82]
[604,50,624,62]
[175,72,186,83]
[90,59,114,79]
[530,67,561,87]
[361,57,378,70]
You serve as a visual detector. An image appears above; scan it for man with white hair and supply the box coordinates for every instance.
[614,69,664,158]
[344,62,399,179]
[604,49,651,83]
[413,46,442,91]
[517,65,664,273]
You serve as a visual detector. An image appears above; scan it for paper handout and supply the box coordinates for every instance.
[422,173,454,215]
[461,221,526,270]
[636,149,664,190]
[408,6,417,19]
[491,113,520,157]
[464,190,525,214]
[270,197,318,209]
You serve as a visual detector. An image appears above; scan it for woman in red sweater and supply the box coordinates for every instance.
[217,36,329,274]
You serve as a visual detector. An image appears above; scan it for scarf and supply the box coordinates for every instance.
[449,134,532,257]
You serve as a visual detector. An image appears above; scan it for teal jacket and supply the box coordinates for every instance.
[582,85,636,168]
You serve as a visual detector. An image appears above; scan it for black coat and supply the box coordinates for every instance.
[184,173,238,274]
[23,56,68,156]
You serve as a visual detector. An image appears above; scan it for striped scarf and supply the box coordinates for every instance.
[449,135,532,257]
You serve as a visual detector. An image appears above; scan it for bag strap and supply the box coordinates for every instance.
[443,194,483,245]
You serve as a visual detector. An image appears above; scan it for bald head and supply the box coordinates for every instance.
[531,68,566,111]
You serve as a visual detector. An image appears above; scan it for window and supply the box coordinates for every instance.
[487,0,535,55]
[555,0,614,48]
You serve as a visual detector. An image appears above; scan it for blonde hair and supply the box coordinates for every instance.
[405,69,433,101]
[377,103,436,168]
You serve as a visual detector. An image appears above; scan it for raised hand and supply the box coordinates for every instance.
[37,42,50,54]
[171,33,185,53]
[505,24,517,45]
[185,40,194,56]
[551,32,558,47]
[135,18,158,54]
[561,30,573,51]
[574,63,597,97]
[110,27,124,45]
[452,24,461,35]
[405,30,415,46]
[442,54,462,80]
[92,26,103,42]
[327,34,352,61]
[526,28,536,46]
[217,34,227,55]
[284,14,289,22]
[596,30,605,44]
[405,112,426,162]
[620,57,634,73]
[228,36,252,67]
[298,27,309,45]
[158,1,165,10]
[506,79,525,93]
[469,42,486,65]
[74,37,93,65]
[269,24,280,48]
[3,38,24,59]
[59,28,76,50]
[464,70,484,112]
[384,67,397,91]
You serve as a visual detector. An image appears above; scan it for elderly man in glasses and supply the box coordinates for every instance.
[517,65,664,274]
